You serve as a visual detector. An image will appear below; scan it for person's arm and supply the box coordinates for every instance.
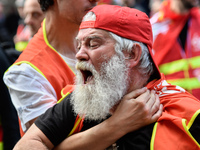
[3,64,57,131]
[54,88,162,150]
[13,87,162,150]
[13,124,54,150]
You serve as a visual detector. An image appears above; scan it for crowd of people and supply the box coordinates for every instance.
[0,0,200,150]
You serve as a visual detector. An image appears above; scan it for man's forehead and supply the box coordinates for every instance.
[76,28,111,40]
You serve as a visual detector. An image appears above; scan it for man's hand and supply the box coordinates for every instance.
[109,87,162,135]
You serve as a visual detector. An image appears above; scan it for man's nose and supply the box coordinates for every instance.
[76,47,89,61]
[24,14,33,25]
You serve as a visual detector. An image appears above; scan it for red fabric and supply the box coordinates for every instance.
[151,0,200,99]
[15,24,31,43]
[18,119,25,137]
[152,0,200,65]
[16,24,25,35]
[146,74,200,149]
[80,5,153,51]
[152,0,190,65]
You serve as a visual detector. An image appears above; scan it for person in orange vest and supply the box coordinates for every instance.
[150,0,200,100]
[3,0,100,136]
[14,0,45,51]
[13,5,200,150]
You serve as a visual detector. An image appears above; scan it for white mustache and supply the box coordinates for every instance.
[76,61,95,72]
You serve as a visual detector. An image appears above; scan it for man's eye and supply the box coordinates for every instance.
[90,43,98,47]
[76,42,81,51]
[33,12,40,18]
[89,41,99,49]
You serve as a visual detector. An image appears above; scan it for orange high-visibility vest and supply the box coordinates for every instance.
[147,75,200,149]
[12,20,75,136]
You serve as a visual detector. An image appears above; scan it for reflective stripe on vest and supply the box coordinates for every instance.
[182,110,200,147]
[14,61,46,79]
[0,142,3,150]
[15,41,29,52]
[167,77,200,90]
[151,110,200,149]
[150,122,158,150]
[159,56,200,75]
[68,116,83,137]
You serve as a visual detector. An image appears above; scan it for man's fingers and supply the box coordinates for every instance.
[123,87,148,100]
[109,103,119,115]
[149,94,160,115]
[146,90,156,108]
[151,104,163,122]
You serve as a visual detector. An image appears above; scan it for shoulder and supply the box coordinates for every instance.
[35,93,76,146]
[4,63,48,85]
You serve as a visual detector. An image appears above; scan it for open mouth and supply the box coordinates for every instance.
[80,70,93,84]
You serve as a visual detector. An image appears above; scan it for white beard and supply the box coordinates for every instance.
[71,55,130,121]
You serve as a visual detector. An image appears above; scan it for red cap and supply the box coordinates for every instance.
[80,4,161,78]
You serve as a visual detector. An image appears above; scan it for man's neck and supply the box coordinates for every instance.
[127,69,150,93]
[44,12,79,59]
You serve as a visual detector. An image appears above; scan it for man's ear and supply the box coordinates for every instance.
[128,43,142,68]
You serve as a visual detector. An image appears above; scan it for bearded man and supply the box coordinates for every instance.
[13,5,200,150]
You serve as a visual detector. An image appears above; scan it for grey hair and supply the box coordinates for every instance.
[82,11,96,21]
[108,32,154,76]
[82,11,154,76]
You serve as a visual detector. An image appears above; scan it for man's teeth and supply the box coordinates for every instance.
[86,76,93,83]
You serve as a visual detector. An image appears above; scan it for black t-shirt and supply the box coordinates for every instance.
[35,94,103,146]
[35,93,154,149]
